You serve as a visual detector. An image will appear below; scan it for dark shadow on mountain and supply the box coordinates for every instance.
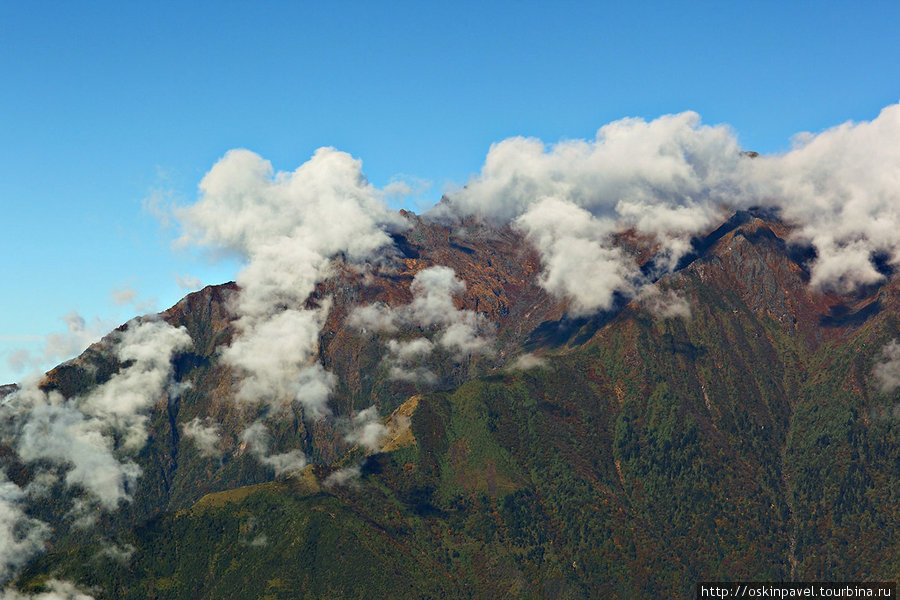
[787,241,817,283]
[820,301,882,327]
[406,486,443,517]
[389,233,420,259]
[639,210,753,280]
[849,251,898,299]
[739,224,792,250]
[360,453,387,476]
[872,251,895,279]
[525,292,630,350]
[173,352,210,382]
[661,333,705,359]
[449,242,476,255]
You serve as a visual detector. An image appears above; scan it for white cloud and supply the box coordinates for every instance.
[16,401,142,511]
[142,187,176,229]
[80,319,193,450]
[222,307,335,418]
[351,266,495,384]
[381,175,432,209]
[508,353,548,371]
[0,579,94,600]
[342,406,387,452]
[260,450,307,477]
[239,421,271,457]
[638,286,691,320]
[439,319,492,358]
[175,274,203,291]
[96,543,135,564]
[0,471,51,586]
[874,339,900,394]
[5,319,191,512]
[387,366,438,384]
[181,417,222,458]
[386,338,434,361]
[440,113,740,311]
[239,421,307,476]
[443,103,900,306]
[5,350,31,375]
[6,312,118,379]
[323,465,361,488]
[347,303,398,333]
[43,312,109,367]
[446,111,738,227]
[749,104,900,292]
[111,286,138,307]
[515,198,637,313]
[23,470,57,500]
[110,286,157,315]
[177,148,404,261]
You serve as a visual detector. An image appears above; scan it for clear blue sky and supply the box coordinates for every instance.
[1,0,898,383]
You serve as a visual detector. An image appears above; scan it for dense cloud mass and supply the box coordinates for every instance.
[443,103,900,309]
[81,320,192,450]
[177,148,406,417]
[440,112,742,311]
[750,104,900,292]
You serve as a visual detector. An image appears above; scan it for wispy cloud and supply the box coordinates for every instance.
[181,417,223,458]
[239,421,307,476]
[349,265,495,383]
[0,470,51,586]
[175,274,203,291]
[4,318,191,518]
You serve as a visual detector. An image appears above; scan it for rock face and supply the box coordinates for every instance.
[7,210,900,598]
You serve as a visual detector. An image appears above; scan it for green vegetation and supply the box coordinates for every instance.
[12,223,900,597]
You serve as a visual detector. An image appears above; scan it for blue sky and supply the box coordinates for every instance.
[1,0,898,384]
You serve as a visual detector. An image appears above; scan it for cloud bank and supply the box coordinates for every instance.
[442,103,900,310]
[176,148,405,418]
[750,104,900,292]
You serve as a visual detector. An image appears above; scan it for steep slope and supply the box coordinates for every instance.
[8,210,900,597]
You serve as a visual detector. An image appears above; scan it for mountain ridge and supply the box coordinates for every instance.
[5,207,900,598]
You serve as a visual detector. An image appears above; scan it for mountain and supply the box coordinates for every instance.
[4,208,900,599]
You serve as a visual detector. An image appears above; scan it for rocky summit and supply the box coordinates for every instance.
[3,207,900,599]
